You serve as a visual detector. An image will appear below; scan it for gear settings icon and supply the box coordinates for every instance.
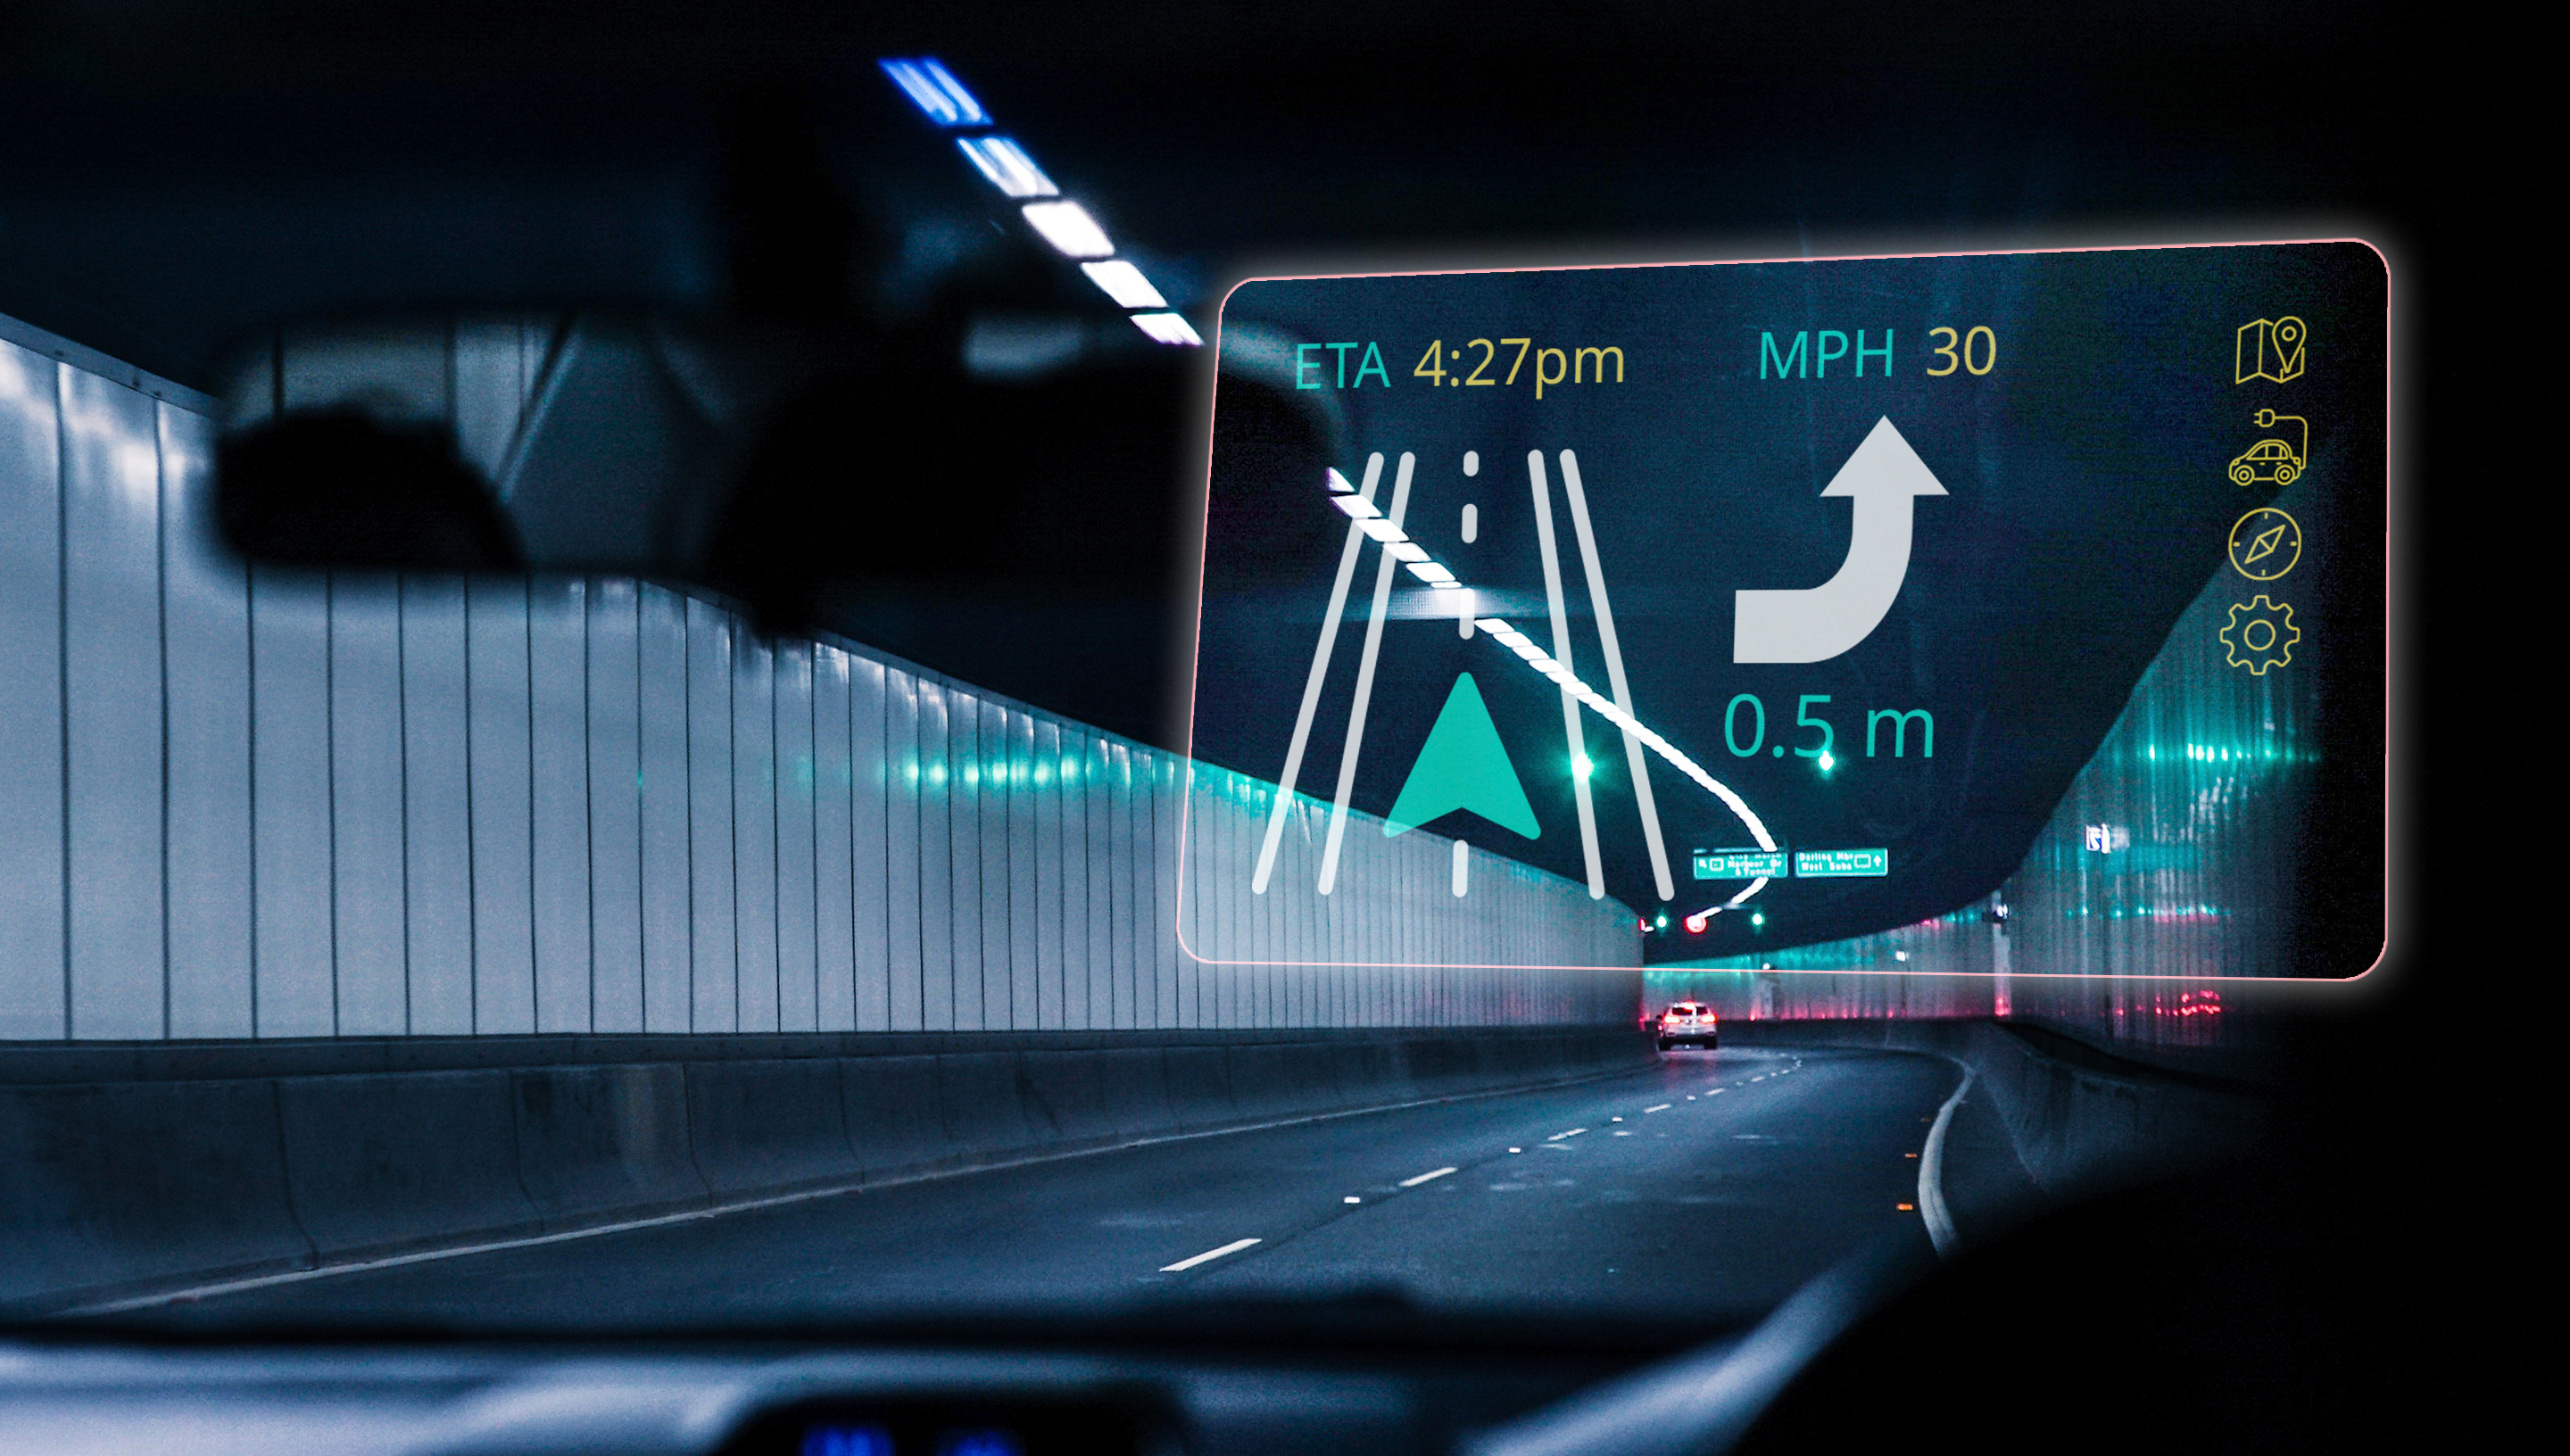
[2218,595,2300,675]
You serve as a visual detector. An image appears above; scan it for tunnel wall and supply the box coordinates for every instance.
[0,319,1638,1044]
[0,1023,1654,1313]
[1643,504,2371,1075]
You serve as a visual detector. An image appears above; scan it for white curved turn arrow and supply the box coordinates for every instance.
[1732,417,1947,664]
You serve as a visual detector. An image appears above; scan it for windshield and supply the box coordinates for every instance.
[0,6,2414,1361]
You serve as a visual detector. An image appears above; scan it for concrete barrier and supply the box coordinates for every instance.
[1718,1019,2272,1195]
[0,1080,312,1311]
[1091,1046,1176,1142]
[683,1059,859,1199]
[3,1027,1652,1314]
[1014,1048,1115,1146]
[510,1063,708,1231]
[274,1070,541,1263]
[839,1053,949,1179]
[1158,1046,1236,1131]
[933,1051,1039,1167]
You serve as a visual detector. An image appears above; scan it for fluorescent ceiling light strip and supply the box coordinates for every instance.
[1130,312,1202,346]
[958,136,1057,196]
[1022,201,1115,258]
[1356,517,1405,542]
[1082,260,1167,309]
[1331,492,1380,519]
[881,59,986,125]
[1326,468,1355,493]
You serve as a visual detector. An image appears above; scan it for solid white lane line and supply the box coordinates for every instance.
[1548,1128,1588,1140]
[1644,1104,1671,1113]
[1251,453,1383,894]
[1558,450,1675,902]
[1399,1166,1459,1187]
[1317,452,1417,894]
[1161,1237,1263,1273]
[1527,451,1605,898]
[1919,1068,1977,1259]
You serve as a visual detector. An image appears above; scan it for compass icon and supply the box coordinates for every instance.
[2226,507,2302,582]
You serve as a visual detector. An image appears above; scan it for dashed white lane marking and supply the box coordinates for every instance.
[1548,1128,1588,1140]
[1707,1088,1728,1096]
[1644,1104,1671,1113]
[1612,1130,1633,1137]
[1161,1237,1262,1273]
[1344,1195,1362,1204]
[1399,1166,1459,1187]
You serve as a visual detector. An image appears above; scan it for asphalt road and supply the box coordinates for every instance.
[175,1046,2041,1328]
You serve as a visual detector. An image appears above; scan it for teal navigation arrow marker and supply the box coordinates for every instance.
[1383,673,1540,839]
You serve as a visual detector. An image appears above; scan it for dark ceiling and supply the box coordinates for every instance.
[0,1,2450,756]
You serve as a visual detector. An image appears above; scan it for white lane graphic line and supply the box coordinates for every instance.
[1399,1166,1459,1187]
[1317,451,1416,894]
[1919,1068,1977,1259]
[1547,1128,1588,1140]
[1161,1237,1263,1273]
[1644,1104,1671,1113]
[1557,450,1674,902]
[1252,452,1383,895]
[1527,451,1604,898]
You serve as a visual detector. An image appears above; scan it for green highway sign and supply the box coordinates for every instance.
[1693,848,1787,881]
[1795,848,1888,878]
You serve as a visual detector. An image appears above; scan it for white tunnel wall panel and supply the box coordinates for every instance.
[0,339,1639,1044]
[812,647,857,1033]
[883,670,923,1034]
[636,582,691,1032]
[530,577,596,1031]
[0,346,64,1039]
[160,402,253,1040]
[1007,708,1038,1031]
[402,576,477,1036]
[329,575,409,1037]
[467,577,538,1035]
[686,598,737,1032]
[967,695,1003,1030]
[733,639,781,1035]
[847,654,891,1032]
[775,643,818,1034]
[916,682,956,1033]
[1033,718,1065,1031]
[61,368,165,1040]
[250,567,336,1037]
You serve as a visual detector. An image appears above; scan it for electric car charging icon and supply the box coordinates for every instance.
[2228,410,2308,487]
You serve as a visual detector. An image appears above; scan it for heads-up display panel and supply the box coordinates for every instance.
[1182,243,2384,977]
